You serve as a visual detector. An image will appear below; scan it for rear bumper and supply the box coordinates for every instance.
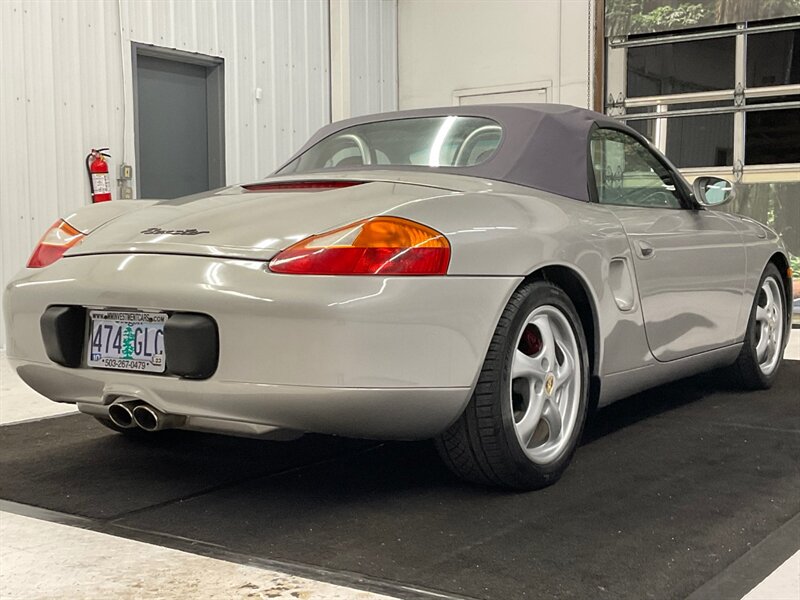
[4,254,520,439]
[11,359,471,439]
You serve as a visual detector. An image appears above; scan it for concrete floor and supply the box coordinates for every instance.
[1,333,799,599]
[0,512,394,600]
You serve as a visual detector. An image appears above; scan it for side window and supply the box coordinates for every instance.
[590,129,684,208]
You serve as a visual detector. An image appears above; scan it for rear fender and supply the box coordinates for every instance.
[390,189,652,379]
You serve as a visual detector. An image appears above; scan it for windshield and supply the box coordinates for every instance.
[278,116,502,174]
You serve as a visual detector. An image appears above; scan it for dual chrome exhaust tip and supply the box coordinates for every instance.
[107,400,185,432]
[107,402,136,429]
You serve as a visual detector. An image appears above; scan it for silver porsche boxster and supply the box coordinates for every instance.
[4,105,792,489]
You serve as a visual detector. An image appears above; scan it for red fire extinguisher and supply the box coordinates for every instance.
[86,148,112,203]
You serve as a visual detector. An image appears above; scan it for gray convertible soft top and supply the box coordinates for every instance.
[275,104,628,203]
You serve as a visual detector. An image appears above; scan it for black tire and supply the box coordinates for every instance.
[435,280,590,490]
[730,263,788,390]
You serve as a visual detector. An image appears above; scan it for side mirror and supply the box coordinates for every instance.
[693,176,735,208]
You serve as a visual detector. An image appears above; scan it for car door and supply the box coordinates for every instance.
[589,127,746,362]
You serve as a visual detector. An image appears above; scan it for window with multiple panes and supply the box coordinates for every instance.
[606,19,800,279]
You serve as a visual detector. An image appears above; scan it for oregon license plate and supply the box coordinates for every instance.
[87,310,167,373]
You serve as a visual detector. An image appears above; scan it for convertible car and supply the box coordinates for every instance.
[4,104,792,489]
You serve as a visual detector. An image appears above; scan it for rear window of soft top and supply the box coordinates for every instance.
[278,116,503,174]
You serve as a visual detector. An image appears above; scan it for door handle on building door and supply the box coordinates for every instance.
[637,241,655,259]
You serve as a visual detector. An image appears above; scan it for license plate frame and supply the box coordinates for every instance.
[86,310,167,373]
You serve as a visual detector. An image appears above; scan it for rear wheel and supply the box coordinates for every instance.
[731,264,787,390]
[436,280,589,490]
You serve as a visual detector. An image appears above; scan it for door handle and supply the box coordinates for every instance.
[637,241,655,259]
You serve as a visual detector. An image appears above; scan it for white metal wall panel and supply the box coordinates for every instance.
[0,1,30,327]
[397,0,592,110]
[0,0,331,346]
[349,0,398,117]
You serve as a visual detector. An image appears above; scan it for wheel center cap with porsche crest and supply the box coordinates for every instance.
[545,372,555,396]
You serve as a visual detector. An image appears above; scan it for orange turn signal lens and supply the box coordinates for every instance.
[27,220,85,268]
[269,216,450,275]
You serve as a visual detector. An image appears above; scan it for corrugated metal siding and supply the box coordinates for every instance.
[0,0,331,346]
[122,0,331,181]
[349,0,397,117]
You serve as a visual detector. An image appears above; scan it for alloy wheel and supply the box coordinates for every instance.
[510,305,582,465]
[754,276,784,375]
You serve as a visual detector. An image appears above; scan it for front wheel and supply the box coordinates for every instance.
[731,264,788,390]
[436,280,589,490]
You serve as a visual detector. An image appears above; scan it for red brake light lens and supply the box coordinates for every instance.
[27,220,85,268]
[269,216,450,275]
[242,181,363,192]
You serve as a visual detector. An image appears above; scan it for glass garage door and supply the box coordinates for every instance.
[605,20,800,313]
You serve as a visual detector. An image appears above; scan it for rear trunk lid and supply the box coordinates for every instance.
[65,175,476,261]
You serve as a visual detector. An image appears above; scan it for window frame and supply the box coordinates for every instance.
[587,124,694,210]
[605,19,800,183]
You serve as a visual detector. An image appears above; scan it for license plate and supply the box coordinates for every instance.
[87,310,167,373]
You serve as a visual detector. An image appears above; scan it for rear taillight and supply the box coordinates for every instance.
[269,216,450,275]
[27,220,85,268]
